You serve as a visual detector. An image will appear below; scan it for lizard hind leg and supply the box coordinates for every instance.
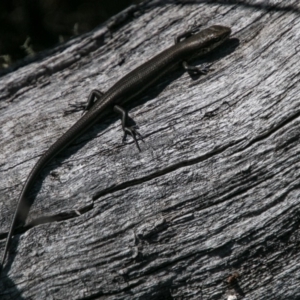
[64,89,104,116]
[113,104,143,152]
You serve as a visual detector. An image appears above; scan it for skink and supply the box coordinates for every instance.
[1,25,231,269]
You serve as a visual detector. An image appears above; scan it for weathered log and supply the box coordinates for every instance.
[1,0,300,299]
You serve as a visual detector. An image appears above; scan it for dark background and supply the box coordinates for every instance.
[0,0,140,70]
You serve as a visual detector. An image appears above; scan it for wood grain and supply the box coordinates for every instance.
[1,0,300,299]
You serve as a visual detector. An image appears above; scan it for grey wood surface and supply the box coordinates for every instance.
[1,0,300,299]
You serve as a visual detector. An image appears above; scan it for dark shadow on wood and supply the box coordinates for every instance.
[0,235,25,300]
[147,0,300,14]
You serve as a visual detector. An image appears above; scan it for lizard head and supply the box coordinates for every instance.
[184,25,231,58]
